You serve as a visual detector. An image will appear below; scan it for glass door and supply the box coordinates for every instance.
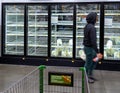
[104,4,120,60]
[76,4,100,59]
[27,5,48,56]
[51,4,73,57]
[4,5,24,55]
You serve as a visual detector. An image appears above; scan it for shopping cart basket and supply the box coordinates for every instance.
[1,65,90,93]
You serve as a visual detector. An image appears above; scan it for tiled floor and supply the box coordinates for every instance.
[90,70,120,93]
[0,64,36,92]
[0,64,120,93]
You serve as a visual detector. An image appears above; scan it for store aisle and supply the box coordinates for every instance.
[0,64,120,93]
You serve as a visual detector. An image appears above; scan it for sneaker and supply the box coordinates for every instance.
[89,76,98,81]
[88,78,94,83]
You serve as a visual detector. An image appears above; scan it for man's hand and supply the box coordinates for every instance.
[97,53,103,59]
[93,53,103,62]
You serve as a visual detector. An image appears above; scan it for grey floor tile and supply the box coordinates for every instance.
[91,88,106,93]
[106,89,120,93]
[93,70,103,80]
[0,64,36,92]
[89,80,105,89]
[104,80,120,90]
[0,64,120,93]
[101,70,120,80]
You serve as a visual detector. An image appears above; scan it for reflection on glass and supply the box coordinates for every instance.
[104,4,120,60]
[76,4,100,58]
[27,5,48,56]
[5,5,24,55]
[51,4,73,57]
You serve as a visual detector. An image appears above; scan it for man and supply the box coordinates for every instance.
[83,12,102,83]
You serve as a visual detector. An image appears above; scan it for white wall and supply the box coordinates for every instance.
[0,0,1,57]
[0,0,1,25]
[1,0,120,3]
[2,0,27,2]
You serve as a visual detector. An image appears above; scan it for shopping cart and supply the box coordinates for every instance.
[1,65,90,93]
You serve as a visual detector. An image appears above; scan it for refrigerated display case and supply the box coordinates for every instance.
[76,4,100,58]
[104,3,120,60]
[3,4,49,56]
[1,2,120,70]
[27,5,48,56]
[51,4,73,57]
[4,5,24,55]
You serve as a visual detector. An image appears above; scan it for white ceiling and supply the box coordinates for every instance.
[1,0,120,2]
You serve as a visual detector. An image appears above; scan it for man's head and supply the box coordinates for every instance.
[86,12,98,25]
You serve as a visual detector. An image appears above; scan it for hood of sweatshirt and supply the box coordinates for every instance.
[86,12,97,25]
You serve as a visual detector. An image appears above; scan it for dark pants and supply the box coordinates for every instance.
[84,46,97,77]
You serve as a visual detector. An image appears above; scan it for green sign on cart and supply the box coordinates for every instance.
[48,72,73,87]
